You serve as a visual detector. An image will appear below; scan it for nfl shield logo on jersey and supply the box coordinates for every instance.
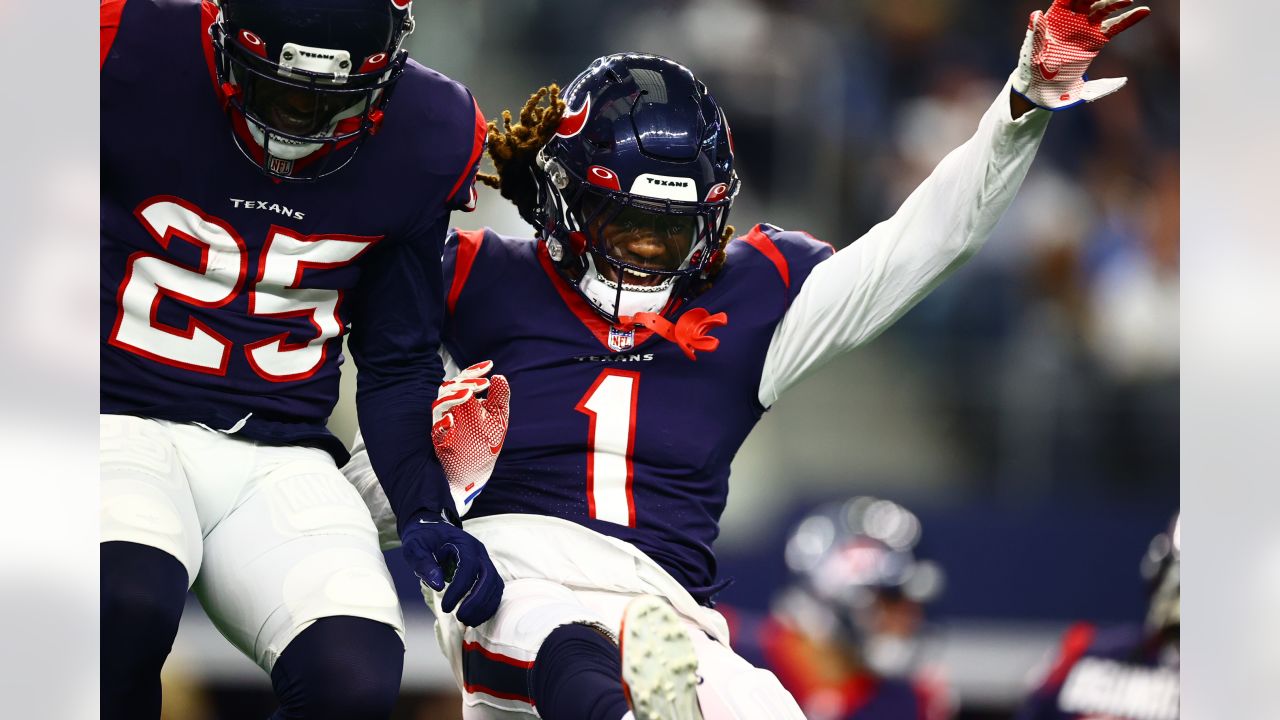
[608,325,635,352]
[269,156,295,176]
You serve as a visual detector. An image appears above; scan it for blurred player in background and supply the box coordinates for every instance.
[347,1,1151,718]
[1015,513,1179,720]
[100,1,504,718]
[762,498,954,720]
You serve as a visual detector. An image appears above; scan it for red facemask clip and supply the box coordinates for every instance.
[367,108,385,135]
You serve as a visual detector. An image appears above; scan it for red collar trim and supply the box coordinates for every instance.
[535,243,656,351]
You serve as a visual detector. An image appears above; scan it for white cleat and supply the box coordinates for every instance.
[620,595,704,720]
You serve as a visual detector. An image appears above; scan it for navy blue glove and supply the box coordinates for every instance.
[400,510,504,627]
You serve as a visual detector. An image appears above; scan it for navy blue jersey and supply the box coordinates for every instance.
[442,225,834,603]
[1016,623,1178,720]
[101,0,484,522]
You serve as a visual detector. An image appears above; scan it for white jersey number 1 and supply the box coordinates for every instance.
[575,369,640,527]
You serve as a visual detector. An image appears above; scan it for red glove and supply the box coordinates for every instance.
[1012,0,1151,110]
[431,360,510,517]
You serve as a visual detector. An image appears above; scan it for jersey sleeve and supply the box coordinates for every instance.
[348,78,487,532]
[445,94,486,212]
[757,77,1051,407]
[347,211,454,531]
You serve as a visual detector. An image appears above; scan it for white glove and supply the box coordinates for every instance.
[1012,0,1151,110]
[431,360,511,517]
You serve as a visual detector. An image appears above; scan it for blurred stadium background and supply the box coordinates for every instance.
[162,0,1179,717]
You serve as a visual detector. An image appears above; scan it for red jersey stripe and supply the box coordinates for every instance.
[740,226,791,289]
[1044,622,1098,688]
[462,640,536,669]
[101,0,128,70]
[463,683,534,705]
[447,97,487,206]
[448,230,486,315]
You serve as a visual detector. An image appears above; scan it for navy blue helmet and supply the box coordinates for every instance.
[211,0,416,181]
[774,497,944,676]
[782,497,944,614]
[532,53,740,322]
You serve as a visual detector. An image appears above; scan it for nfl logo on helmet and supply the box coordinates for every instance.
[608,326,635,352]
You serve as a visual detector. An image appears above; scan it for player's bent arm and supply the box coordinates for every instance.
[349,221,509,625]
[349,213,456,528]
[758,77,1050,407]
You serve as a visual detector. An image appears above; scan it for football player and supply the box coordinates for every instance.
[1014,513,1180,720]
[762,498,954,720]
[346,1,1151,717]
[101,1,504,718]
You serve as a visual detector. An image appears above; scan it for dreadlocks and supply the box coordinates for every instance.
[477,85,565,228]
[478,84,733,282]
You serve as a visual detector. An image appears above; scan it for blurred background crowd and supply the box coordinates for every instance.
[163,0,1179,718]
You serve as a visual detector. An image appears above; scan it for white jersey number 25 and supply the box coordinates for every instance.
[109,196,378,381]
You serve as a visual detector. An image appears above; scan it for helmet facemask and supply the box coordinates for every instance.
[211,10,412,181]
[535,149,736,323]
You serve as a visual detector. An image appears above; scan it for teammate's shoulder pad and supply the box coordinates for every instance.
[399,61,478,126]
[394,62,482,153]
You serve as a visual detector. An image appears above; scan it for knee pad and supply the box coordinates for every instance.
[271,616,403,720]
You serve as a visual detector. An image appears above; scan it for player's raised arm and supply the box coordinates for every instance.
[757,0,1150,407]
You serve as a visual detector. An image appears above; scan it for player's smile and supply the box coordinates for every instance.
[595,238,673,287]
[590,206,696,288]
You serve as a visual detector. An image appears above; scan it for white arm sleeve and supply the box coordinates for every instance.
[757,77,1052,408]
[345,429,402,551]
